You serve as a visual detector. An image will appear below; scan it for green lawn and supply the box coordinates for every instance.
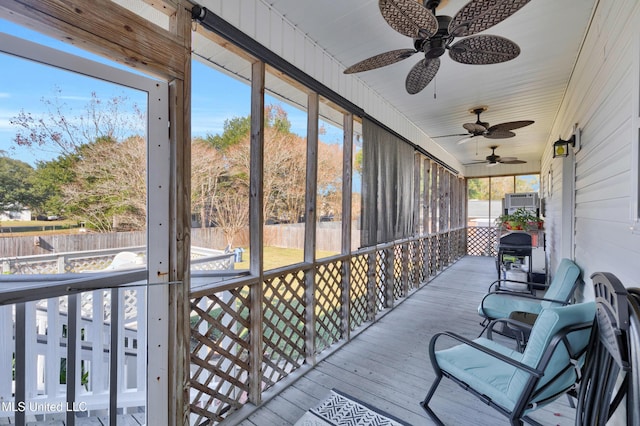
[234,246,339,270]
[0,219,80,236]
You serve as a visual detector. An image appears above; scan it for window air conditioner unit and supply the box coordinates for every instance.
[505,192,539,214]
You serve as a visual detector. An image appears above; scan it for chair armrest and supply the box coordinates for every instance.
[479,291,570,318]
[488,278,535,293]
[486,318,534,340]
[486,318,535,351]
[429,331,541,377]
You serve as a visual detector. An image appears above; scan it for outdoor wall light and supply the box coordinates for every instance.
[552,135,575,158]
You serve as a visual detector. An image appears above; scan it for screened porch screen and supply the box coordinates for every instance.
[361,118,415,247]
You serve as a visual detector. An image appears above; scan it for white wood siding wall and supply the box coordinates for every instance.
[541,0,640,297]
[199,0,463,172]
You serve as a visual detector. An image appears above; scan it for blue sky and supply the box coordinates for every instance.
[0,18,329,168]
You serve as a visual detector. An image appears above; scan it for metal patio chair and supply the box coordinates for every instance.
[575,272,639,425]
[478,258,583,348]
[421,301,596,426]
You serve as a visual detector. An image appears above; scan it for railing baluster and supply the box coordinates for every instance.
[109,288,119,426]
[25,303,37,409]
[15,303,26,425]
[46,297,61,399]
[66,294,78,426]
[136,288,147,396]
[0,305,12,405]
[91,290,106,394]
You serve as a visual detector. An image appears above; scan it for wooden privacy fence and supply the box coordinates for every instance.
[1,224,352,258]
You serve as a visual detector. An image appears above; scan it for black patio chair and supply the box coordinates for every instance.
[421,301,596,426]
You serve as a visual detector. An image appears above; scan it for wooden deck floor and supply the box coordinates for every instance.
[234,255,576,426]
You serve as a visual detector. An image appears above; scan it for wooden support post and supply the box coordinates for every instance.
[248,60,265,405]
[422,159,431,281]
[430,163,439,273]
[304,92,319,366]
[341,113,354,340]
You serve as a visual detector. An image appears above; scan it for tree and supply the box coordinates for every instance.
[205,116,250,151]
[63,136,146,231]
[0,156,34,211]
[10,89,146,231]
[214,187,249,247]
[317,141,343,220]
[467,178,489,200]
[11,89,143,156]
[191,138,227,227]
[27,154,77,216]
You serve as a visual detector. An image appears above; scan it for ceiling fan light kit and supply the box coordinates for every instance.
[344,0,531,94]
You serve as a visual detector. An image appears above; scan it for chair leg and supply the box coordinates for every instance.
[420,375,445,426]
[478,319,489,337]
[566,393,575,408]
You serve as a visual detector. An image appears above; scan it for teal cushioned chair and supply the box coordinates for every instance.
[421,302,596,426]
[478,258,582,330]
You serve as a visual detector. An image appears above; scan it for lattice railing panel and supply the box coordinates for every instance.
[315,260,343,353]
[191,256,234,271]
[393,244,404,299]
[375,250,388,310]
[467,226,498,256]
[262,270,306,389]
[190,286,251,425]
[429,235,440,276]
[407,240,418,290]
[185,232,469,423]
[456,228,468,258]
[349,253,370,330]
[418,237,429,284]
[440,232,450,267]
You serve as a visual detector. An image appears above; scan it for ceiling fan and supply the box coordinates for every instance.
[434,106,534,144]
[343,0,530,94]
[465,145,526,167]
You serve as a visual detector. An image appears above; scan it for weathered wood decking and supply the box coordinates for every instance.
[235,255,575,426]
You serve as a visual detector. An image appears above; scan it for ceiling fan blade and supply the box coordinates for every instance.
[457,135,478,145]
[449,35,520,65]
[405,57,440,94]
[432,133,469,138]
[344,49,416,74]
[500,159,527,164]
[484,130,515,139]
[449,0,531,37]
[488,120,534,132]
[379,0,438,39]
[463,122,487,133]
[499,156,517,161]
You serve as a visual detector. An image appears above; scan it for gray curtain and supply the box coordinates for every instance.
[361,118,415,247]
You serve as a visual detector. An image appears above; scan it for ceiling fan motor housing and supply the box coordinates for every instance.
[424,15,452,59]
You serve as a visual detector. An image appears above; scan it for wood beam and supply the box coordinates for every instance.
[0,0,186,80]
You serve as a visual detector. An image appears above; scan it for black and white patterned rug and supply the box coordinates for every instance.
[294,389,411,426]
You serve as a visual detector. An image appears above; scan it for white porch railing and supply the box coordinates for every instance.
[0,246,236,425]
[0,271,149,425]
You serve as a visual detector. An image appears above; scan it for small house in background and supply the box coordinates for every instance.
[0,205,31,222]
